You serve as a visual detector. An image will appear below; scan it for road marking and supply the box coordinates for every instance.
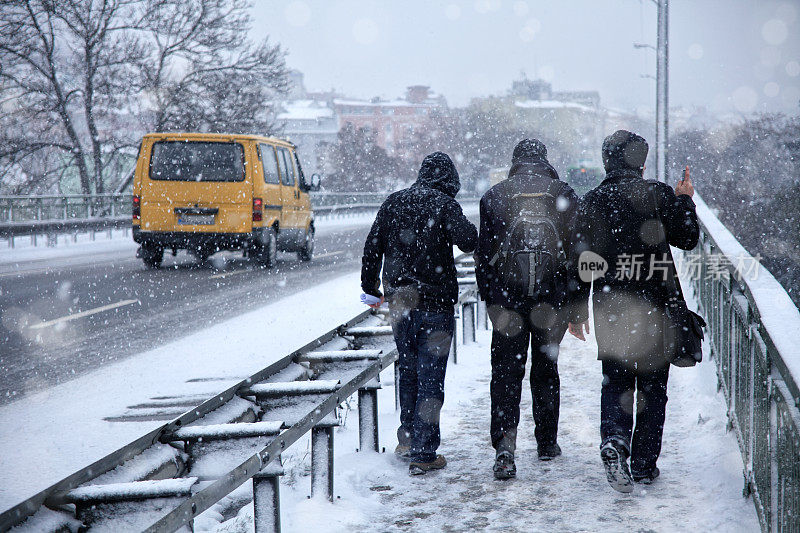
[28,299,139,330]
[313,251,344,259]
[210,269,252,280]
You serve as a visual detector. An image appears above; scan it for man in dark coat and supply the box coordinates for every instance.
[475,139,580,479]
[569,130,698,492]
[362,151,477,475]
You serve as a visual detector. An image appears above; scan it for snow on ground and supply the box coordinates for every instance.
[206,285,760,532]
[0,271,365,511]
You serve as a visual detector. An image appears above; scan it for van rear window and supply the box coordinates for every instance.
[149,141,245,182]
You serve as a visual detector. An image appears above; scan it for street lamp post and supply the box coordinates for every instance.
[655,0,669,183]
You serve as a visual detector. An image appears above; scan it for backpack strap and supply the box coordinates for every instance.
[545,179,564,200]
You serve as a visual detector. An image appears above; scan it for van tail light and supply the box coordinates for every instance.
[132,195,141,220]
[252,197,263,222]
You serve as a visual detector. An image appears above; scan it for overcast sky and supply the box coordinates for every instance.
[251,1,799,117]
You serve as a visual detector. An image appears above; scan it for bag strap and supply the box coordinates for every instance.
[648,183,685,302]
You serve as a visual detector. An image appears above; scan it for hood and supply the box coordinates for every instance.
[414,152,460,198]
[512,138,548,166]
[602,130,648,174]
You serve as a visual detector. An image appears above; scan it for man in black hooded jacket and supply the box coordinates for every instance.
[475,139,580,479]
[569,130,698,493]
[362,151,477,475]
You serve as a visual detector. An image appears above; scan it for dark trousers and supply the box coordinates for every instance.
[489,306,567,450]
[391,308,454,463]
[600,359,670,474]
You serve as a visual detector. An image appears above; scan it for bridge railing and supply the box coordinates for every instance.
[0,192,479,247]
[688,194,800,533]
[0,193,130,223]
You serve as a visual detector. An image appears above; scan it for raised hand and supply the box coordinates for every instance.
[675,165,694,198]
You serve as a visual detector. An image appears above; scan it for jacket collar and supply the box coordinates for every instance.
[508,159,559,181]
[601,167,643,185]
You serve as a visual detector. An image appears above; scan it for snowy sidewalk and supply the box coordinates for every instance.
[219,308,762,532]
[345,328,760,532]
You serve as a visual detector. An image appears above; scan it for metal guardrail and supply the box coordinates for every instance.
[1,257,482,532]
[0,193,479,247]
[688,195,800,533]
[0,193,384,246]
[0,194,130,223]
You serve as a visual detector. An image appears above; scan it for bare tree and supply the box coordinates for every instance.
[0,0,289,194]
[135,0,289,134]
[0,0,142,194]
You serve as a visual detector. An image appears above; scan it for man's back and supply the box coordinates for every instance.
[576,171,699,306]
[476,160,579,309]
[361,153,477,312]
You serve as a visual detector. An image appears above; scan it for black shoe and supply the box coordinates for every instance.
[493,451,516,480]
[600,441,634,493]
[633,467,660,484]
[538,442,562,461]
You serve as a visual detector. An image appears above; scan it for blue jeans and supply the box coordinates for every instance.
[391,308,454,463]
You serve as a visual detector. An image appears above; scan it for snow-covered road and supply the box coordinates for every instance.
[0,271,365,512]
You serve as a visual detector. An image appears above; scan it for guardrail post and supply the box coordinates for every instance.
[253,459,284,533]
[463,300,476,344]
[311,426,334,501]
[770,381,778,533]
[477,299,488,330]
[358,385,379,452]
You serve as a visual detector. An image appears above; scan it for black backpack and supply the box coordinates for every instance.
[489,180,566,298]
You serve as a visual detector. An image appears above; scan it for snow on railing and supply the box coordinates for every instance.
[688,193,800,533]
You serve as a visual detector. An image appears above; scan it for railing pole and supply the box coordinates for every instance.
[477,299,488,330]
[463,300,476,344]
[310,426,334,501]
[358,387,379,452]
[253,462,283,533]
[770,379,778,533]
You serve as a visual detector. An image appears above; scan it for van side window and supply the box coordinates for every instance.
[259,143,280,184]
[278,148,295,187]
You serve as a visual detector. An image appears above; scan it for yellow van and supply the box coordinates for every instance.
[131,133,320,268]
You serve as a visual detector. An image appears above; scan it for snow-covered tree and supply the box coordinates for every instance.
[0,0,289,194]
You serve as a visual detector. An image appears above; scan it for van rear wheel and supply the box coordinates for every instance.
[141,244,164,269]
[255,228,277,268]
[298,225,314,262]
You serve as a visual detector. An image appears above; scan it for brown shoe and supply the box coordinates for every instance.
[409,454,447,475]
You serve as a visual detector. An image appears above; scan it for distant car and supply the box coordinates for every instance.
[566,166,603,196]
[132,133,320,268]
